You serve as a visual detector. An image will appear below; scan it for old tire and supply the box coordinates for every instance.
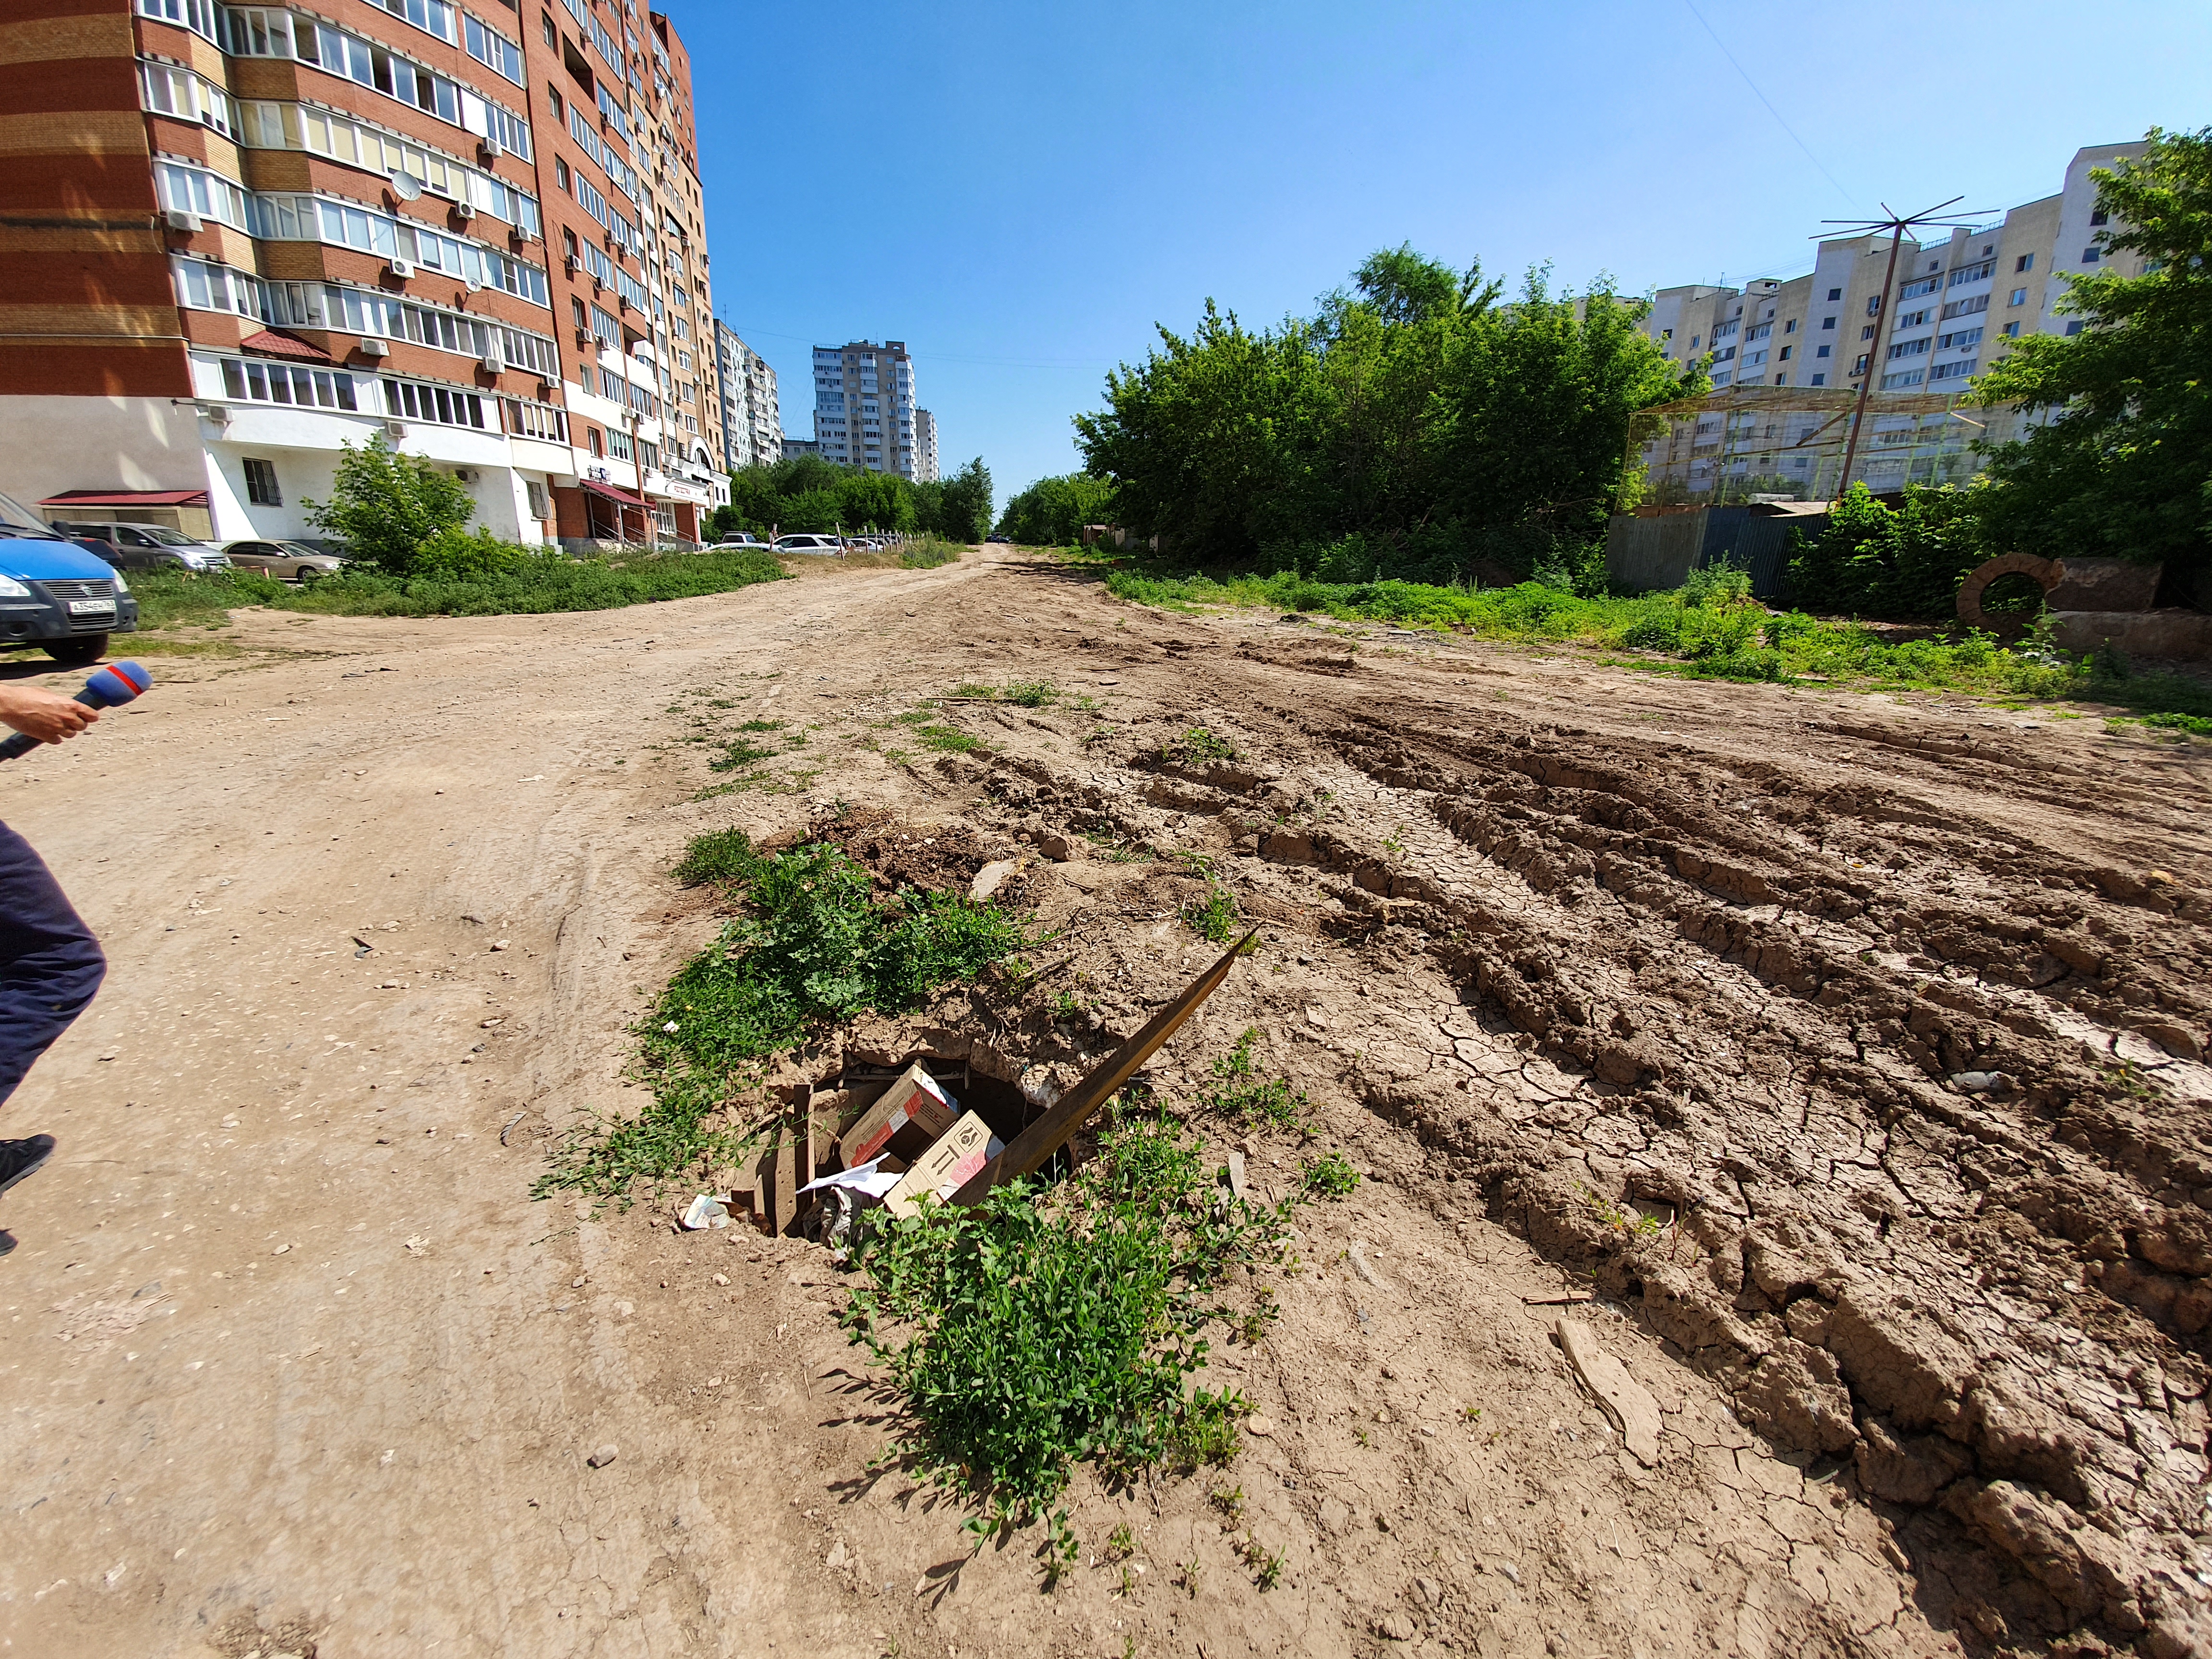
[42,634,107,669]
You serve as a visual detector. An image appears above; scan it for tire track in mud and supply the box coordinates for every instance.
[963,637,2212,1656]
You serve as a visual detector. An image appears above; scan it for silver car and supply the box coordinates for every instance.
[221,539,345,581]
[54,521,232,573]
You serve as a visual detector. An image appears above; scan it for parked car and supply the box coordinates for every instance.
[220,539,345,581]
[710,534,769,549]
[53,520,232,572]
[986,533,1011,543]
[771,533,843,554]
[0,490,141,666]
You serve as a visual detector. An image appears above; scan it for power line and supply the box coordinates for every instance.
[1680,0,1858,209]
[714,316,1115,370]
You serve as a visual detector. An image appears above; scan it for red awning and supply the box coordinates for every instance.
[240,329,333,362]
[40,489,209,508]
[582,480,649,507]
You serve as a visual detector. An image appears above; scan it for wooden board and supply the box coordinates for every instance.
[772,1129,799,1238]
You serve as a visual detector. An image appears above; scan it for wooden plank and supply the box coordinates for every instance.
[750,1138,778,1236]
[948,928,1255,1207]
[772,1128,800,1238]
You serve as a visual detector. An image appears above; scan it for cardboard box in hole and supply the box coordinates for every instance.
[838,1061,960,1169]
[883,1112,1004,1219]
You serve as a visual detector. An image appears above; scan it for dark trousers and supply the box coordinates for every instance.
[0,820,104,1109]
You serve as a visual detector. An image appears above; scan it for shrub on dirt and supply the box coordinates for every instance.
[303,431,473,572]
[845,1102,1298,1549]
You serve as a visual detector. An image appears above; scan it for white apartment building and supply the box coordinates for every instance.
[713,322,780,472]
[913,408,939,483]
[811,340,918,476]
[1635,143,2146,495]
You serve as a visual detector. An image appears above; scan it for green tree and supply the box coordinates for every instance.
[1975,127,2212,590]
[1072,253,1699,582]
[303,432,474,572]
[927,457,995,543]
[996,472,1115,545]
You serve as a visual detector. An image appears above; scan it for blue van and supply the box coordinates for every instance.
[0,490,141,668]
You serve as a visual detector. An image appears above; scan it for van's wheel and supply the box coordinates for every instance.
[42,635,107,669]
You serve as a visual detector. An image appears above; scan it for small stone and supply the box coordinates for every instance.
[1949,1070,2007,1094]
[1245,1413,1275,1439]
[587,1443,618,1468]
[826,1540,847,1569]
[1497,1563,1522,1586]
[1318,1496,1352,1535]
[713,1273,730,1286]
[272,1243,291,1255]
[1375,1611,1417,1642]
[1415,1575,1443,1606]
[570,1275,586,1289]
[491,940,510,952]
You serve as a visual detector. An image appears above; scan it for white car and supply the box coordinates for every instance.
[710,534,769,549]
[772,534,843,554]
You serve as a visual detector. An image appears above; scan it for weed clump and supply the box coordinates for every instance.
[846,1102,1299,1544]
[1202,1028,1310,1132]
[537,835,1029,1201]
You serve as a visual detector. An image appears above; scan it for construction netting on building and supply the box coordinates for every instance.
[1626,385,2031,507]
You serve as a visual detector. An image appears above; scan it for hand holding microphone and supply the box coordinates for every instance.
[0,662,152,760]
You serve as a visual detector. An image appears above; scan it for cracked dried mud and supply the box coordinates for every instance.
[1,550,2207,1658]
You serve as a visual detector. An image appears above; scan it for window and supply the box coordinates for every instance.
[1946,261,1993,287]
[1783,319,1796,334]
[2089,209,2109,227]
[1779,345,1792,361]
[1887,337,1930,361]
[1895,308,1930,330]
[526,479,549,517]
[2080,247,2100,264]
[547,84,564,120]
[383,375,488,429]
[2001,321,2020,338]
[1852,354,1869,374]
[1866,295,1883,315]
[243,101,540,236]
[2064,321,2085,337]
[1880,368,1926,390]
[607,426,633,460]
[1827,287,1841,301]
[1810,373,1826,386]
[464,13,526,84]
[170,256,264,321]
[1860,324,1875,340]
[2015,253,2033,273]
[243,458,282,506]
[1940,294,1989,321]
[1929,359,1976,382]
[571,296,587,327]
[140,60,241,139]
[2009,288,2027,307]
[157,160,249,230]
[541,11,555,45]
[1898,275,1941,300]
[364,0,457,44]
[1936,327,1983,351]
[555,157,570,192]
[216,356,361,410]
[1815,344,1831,359]
[1659,327,1672,340]
[588,426,603,456]
[1820,316,1835,330]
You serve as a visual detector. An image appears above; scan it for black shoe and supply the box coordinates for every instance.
[0,1135,54,1199]
[0,1230,13,1256]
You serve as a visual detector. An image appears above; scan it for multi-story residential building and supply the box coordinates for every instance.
[0,0,724,550]
[913,408,938,483]
[780,436,819,461]
[710,322,778,473]
[810,339,918,477]
[1634,143,2146,497]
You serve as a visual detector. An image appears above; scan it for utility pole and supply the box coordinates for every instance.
[1817,197,1987,501]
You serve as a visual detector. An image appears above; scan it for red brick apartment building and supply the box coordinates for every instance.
[0,0,726,548]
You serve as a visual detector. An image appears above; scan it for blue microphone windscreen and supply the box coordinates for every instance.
[86,662,150,706]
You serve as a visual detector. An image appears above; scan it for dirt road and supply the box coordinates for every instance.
[1,553,2206,1659]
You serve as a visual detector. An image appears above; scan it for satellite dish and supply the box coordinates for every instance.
[388,170,422,203]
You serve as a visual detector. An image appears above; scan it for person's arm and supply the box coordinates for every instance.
[0,684,98,745]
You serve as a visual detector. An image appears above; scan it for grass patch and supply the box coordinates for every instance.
[710,739,779,770]
[1177,854,1243,944]
[900,535,966,570]
[1164,725,1239,765]
[953,679,1058,706]
[121,548,788,624]
[1093,564,2212,721]
[1202,1028,1310,1132]
[1300,1153,1360,1198]
[535,832,1030,1202]
[845,1100,1299,1545]
[895,709,991,754]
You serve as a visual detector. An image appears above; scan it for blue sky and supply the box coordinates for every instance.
[678,0,2208,509]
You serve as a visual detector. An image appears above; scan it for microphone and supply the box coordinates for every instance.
[0,661,153,761]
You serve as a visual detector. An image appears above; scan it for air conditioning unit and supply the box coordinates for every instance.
[454,201,476,222]
[574,327,593,348]
[194,402,230,427]
[481,343,506,373]
[562,255,578,276]
[164,207,203,233]
[479,136,503,162]
[359,337,388,358]
[383,420,407,438]
[388,257,415,279]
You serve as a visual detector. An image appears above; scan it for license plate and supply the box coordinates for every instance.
[68,599,115,615]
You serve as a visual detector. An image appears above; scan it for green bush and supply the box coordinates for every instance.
[302,432,475,572]
[1784,482,1985,619]
[847,1104,1294,1535]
